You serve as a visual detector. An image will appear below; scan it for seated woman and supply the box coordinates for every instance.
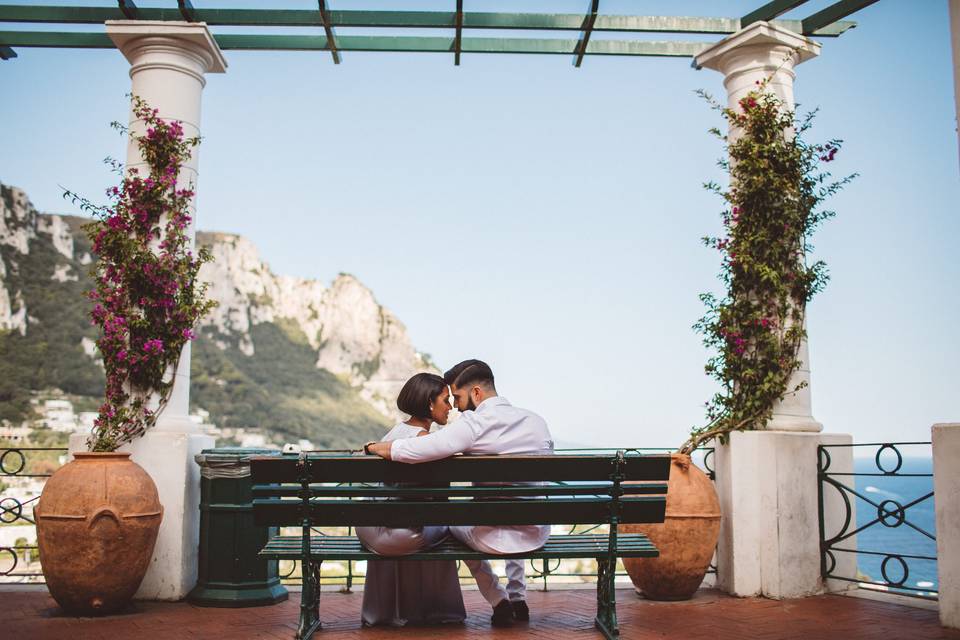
[356,373,466,626]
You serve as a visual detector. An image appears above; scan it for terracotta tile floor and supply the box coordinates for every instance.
[4,586,957,640]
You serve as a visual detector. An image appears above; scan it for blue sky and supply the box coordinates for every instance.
[1,1,958,449]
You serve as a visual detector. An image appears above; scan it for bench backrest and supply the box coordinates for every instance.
[251,452,670,528]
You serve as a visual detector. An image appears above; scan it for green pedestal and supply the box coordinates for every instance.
[188,447,289,607]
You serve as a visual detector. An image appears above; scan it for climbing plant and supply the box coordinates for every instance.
[65,96,216,452]
[681,82,855,455]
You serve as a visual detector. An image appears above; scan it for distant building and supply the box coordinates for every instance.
[0,424,31,442]
[42,399,78,431]
[189,408,219,436]
[77,412,97,433]
[240,433,267,448]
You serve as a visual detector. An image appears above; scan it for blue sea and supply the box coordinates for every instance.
[848,456,937,595]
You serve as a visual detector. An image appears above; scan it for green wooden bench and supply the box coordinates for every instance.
[250,451,670,640]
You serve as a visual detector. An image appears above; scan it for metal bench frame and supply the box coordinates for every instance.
[251,451,670,640]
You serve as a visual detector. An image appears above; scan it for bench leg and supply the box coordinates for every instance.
[594,559,619,639]
[296,559,323,640]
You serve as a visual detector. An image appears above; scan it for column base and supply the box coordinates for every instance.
[715,430,853,599]
[70,427,216,600]
[767,414,824,433]
[933,423,960,629]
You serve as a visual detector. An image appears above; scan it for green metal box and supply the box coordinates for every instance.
[188,447,289,607]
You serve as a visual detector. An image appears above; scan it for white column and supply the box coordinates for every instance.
[695,23,854,599]
[950,0,960,170]
[695,21,822,433]
[933,423,960,629]
[68,21,226,601]
[109,20,226,435]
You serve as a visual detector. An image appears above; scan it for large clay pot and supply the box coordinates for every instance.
[622,453,720,600]
[35,452,163,615]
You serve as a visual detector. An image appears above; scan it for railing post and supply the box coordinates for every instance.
[934,423,960,629]
[818,435,858,594]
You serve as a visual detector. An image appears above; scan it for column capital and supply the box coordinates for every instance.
[694,21,820,75]
[106,20,227,83]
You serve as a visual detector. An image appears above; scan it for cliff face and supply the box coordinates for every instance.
[0,185,76,335]
[0,182,434,446]
[197,231,435,419]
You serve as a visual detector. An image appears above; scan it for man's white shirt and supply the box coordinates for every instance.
[390,395,554,555]
[390,396,554,462]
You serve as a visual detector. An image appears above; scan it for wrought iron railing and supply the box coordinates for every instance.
[278,447,715,591]
[818,442,936,599]
[0,446,69,583]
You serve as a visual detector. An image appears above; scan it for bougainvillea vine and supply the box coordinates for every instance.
[66,96,216,452]
[680,81,855,455]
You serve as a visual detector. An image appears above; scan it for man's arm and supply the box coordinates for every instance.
[364,440,393,459]
[367,418,478,463]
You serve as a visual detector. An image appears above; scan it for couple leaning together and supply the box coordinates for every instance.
[357,359,554,628]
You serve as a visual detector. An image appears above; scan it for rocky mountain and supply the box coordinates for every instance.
[0,182,435,448]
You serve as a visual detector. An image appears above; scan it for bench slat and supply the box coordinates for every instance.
[259,533,659,561]
[253,496,666,527]
[250,454,670,484]
[251,482,668,499]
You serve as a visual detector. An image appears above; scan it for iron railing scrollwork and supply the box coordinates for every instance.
[0,446,69,583]
[817,441,936,599]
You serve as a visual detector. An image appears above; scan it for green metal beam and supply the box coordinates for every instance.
[117,0,137,21]
[573,0,599,68]
[317,0,339,64]
[453,0,462,66]
[0,30,710,58]
[0,5,856,37]
[0,30,111,48]
[802,0,879,34]
[177,0,194,23]
[741,0,810,27]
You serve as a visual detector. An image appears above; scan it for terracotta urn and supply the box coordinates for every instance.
[35,452,163,615]
[622,452,721,600]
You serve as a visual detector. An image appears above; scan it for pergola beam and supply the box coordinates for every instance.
[454,0,462,65]
[117,0,137,21]
[177,0,194,23]
[317,0,340,64]
[741,0,810,27]
[0,30,711,58]
[0,5,856,37]
[573,0,600,68]
[802,0,879,34]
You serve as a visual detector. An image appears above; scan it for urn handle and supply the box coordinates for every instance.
[87,507,120,529]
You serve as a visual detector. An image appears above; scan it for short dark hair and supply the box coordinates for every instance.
[443,359,495,390]
[396,373,447,420]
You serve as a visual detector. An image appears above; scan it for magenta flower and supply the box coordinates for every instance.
[143,339,164,355]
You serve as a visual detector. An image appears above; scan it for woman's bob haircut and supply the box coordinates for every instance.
[396,372,448,420]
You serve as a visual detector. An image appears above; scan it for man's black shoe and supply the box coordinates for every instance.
[511,599,529,621]
[491,600,514,627]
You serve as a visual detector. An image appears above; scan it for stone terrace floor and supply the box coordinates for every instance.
[5,586,958,640]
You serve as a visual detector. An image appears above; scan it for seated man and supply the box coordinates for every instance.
[364,359,554,627]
